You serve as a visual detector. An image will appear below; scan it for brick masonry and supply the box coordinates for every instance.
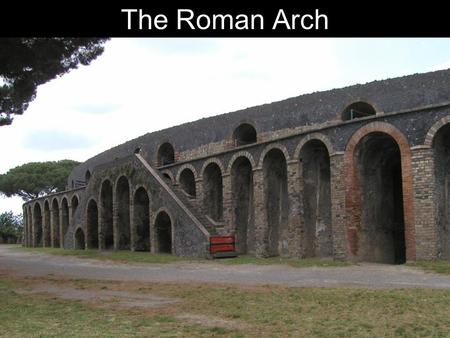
[22,69,450,262]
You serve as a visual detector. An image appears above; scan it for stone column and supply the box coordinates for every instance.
[286,160,303,257]
[130,197,136,251]
[59,207,64,248]
[253,168,268,257]
[23,207,27,247]
[50,208,55,248]
[222,173,233,233]
[411,145,438,259]
[330,152,347,259]
[195,178,204,213]
[113,190,119,250]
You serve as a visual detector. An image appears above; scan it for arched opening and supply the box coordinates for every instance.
[27,206,32,247]
[342,102,376,121]
[433,124,450,258]
[354,132,406,264]
[231,157,254,254]
[33,203,43,247]
[179,168,196,197]
[74,228,85,250]
[116,176,131,250]
[299,140,332,257]
[203,163,223,221]
[155,211,172,253]
[51,199,60,248]
[158,142,175,166]
[133,187,150,251]
[43,201,51,247]
[86,200,99,249]
[61,198,69,247]
[71,196,79,223]
[100,180,114,249]
[162,173,172,184]
[85,170,91,183]
[233,123,257,146]
[263,149,288,256]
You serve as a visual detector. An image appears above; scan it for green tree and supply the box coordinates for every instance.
[0,38,108,126]
[0,211,23,243]
[0,160,80,201]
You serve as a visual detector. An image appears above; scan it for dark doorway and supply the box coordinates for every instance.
[155,211,172,253]
[134,187,150,251]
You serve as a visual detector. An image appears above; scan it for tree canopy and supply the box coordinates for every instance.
[0,211,22,243]
[0,38,108,126]
[0,160,80,201]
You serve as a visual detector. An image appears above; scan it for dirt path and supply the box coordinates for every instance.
[1,245,450,288]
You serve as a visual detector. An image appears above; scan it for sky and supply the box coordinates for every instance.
[1,38,450,215]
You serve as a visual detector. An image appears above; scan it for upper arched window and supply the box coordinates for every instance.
[233,123,257,147]
[85,170,91,183]
[342,102,376,121]
[158,142,175,166]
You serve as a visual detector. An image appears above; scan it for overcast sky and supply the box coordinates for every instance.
[1,38,450,214]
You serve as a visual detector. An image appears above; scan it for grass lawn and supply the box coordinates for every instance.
[13,246,350,268]
[1,273,450,337]
[407,260,450,275]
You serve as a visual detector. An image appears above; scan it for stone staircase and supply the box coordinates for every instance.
[135,153,226,238]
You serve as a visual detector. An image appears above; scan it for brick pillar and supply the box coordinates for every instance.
[98,202,105,250]
[59,207,64,248]
[28,209,32,247]
[23,207,27,247]
[222,173,233,233]
[286,160,303,257]
[130,197,136,251]
[411,146,438,260]
[196,178,204,213]
[253,168,268,257]
[113,190,119,250]
[150,211,156,253]
[330,152,347,259]
[50,209,55,248]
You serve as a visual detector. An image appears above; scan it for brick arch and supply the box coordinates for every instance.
[226,151,256,175]
[293,132,335,159]
[344,121,415,261]
[257,143,290,168]
[424,115,450,147]
[200,158,225,179]
[176,164,198,183]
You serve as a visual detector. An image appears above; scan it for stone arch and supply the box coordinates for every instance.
[202,162,224,221]
[429,118,450,258]
[86,199,99,249]
[176,164,198,182]
[200,158,225,179]
[133,186,150,251]
[178,168,196,197]
[344,122,414,262]
[424,115,450,147]
[74,227,85,250]
[226,151,256,175]
[342,101,377,121]
[160,169,175,184]
[293,133,335,159]
[51,198,60,248]
[43,200,51,247]
[71,195,79,222]
[263,148,288,256]
[61,197,69,247]
[232,122,257,147]
[33,202,43,247]
[154,209,173,254]
[85,170,91,183]
[230,155,254,254]
[298,139,332,257]
[157,142,175,166]
[258,143,290,168]
[115,175,131,250]
[100,179,114,250]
